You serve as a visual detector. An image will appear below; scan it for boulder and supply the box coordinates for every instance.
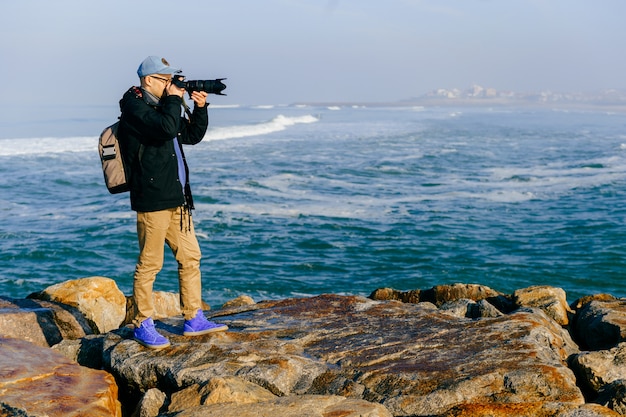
[369,287,421,303]
[572,300,626,350]
[52,334,106,369]
[439,298,480,318]
[513,285,573,326]
[131,388,167,417]
[0,296,92,347]
[570,343,626,394]
[429,283,504,306]
[571,294,619,310]
[222,295,256,309]
[370,283,515,313]
[477,298,505,318]
[597,379,626,415]
[167,376,276,412]
[103,294,585,416]
[32,276,126,333]
[0,336,121,416]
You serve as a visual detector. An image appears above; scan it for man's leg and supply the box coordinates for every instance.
[166,207,203,320]
[133,209,172,326]
[166,207,228,336]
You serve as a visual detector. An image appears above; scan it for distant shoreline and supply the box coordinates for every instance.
[295,85,626,112]
[294,98,626,113]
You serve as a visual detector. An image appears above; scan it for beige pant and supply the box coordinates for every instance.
[133,207,202,326]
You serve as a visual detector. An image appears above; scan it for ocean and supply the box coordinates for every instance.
[1,103,626,307]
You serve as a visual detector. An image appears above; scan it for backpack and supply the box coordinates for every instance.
[98,121,129,194]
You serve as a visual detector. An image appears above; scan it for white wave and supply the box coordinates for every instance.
[203,114,318,141]
[0,136,94,156]
[0,114,319,156]
[210,104,241,109]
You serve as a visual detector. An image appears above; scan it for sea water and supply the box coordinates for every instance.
[1,104,626,307]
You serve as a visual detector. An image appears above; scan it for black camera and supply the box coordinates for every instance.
[171,75,227,95]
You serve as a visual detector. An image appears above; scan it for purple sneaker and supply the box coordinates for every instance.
[184,309,228,336]
[134,318,170,349]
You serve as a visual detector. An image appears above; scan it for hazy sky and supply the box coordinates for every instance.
[1,0,624,107]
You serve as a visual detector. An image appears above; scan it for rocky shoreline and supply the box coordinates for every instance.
[2,278,626,416]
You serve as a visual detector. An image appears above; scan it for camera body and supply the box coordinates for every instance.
[171,75,227,95]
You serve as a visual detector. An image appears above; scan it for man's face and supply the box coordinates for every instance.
[145,74,172,99]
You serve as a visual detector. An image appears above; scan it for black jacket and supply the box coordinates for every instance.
[117,87,208,212]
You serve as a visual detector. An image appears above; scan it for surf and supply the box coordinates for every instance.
[203,114,318,141]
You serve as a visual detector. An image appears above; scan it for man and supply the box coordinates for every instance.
[117,56,227,349]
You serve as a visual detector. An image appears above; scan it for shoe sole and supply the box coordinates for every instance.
[183,324,229,336]
[134,337,171,349]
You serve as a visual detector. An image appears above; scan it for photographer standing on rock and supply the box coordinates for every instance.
[117,56,227,349]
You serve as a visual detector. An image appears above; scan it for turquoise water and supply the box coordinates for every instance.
[1,105,626,307]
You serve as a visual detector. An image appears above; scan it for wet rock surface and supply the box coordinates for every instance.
[103,294,583,416]
[3,279,626,416]
[0,336,121,416]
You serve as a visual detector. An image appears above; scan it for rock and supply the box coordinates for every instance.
[167,376,276,412]
[369,287,421,303]
[131,388,167,417]
[162,394,392,417]
[428,283,504,306]
[0,336,121,416]
[222,295,256,309]
[513,285,573,326]
[572,300,626,350]
[571,294,619,310]
[596,380,626,416]
[477,298,504,318]
[52,334,106,369]
[0,296,92,347]
[439,298,480,318]
[10,280,626,416]
[370,283,514,313]
[439,298,504,319]
[32,276,126,333]
[107,329,328,401]
[570,343,626,394]
[0,402,33,416]
[103,294,584,416]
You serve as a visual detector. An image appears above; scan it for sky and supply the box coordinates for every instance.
[1,0,625,108]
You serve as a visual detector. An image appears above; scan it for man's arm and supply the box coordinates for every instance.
[178,91,209,145]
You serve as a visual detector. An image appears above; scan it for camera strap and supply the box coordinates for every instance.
[181,99,192,120]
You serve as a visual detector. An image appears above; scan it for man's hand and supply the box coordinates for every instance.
[190,91,209,107]
[166,81,185,98]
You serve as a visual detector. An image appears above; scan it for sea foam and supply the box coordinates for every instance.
[0,136,95,157]
[0,114,319,156]
[204,114,318,141]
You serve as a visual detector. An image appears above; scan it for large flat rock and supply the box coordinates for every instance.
[104,294,584,416]
[0,337,121,416]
